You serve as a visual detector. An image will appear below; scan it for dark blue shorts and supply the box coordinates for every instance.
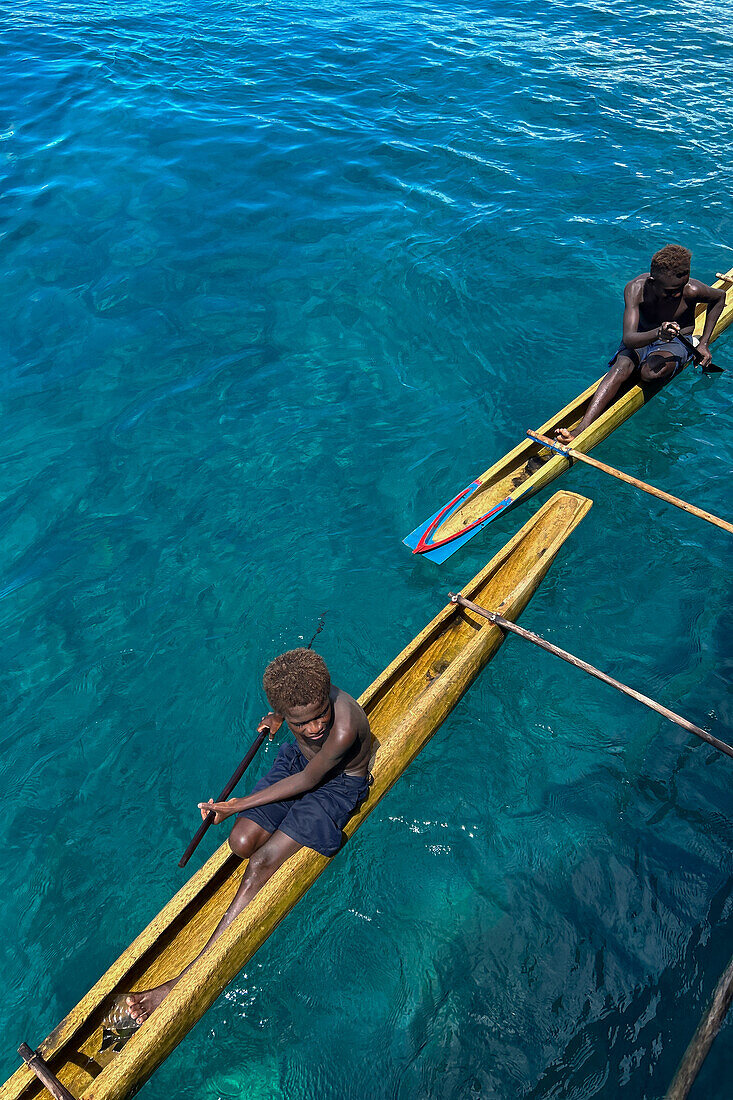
[609,336,692,377]
[238,742,370,857]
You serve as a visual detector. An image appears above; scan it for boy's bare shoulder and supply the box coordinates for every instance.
[686,278,722,302]
[624,273,648,300]
[333,686,370,735]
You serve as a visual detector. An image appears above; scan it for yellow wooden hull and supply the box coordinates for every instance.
[1,490,591,1100]
[423,268,733,545]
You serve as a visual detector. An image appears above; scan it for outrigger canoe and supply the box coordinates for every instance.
[405,267,733,563]
[2,490,590,1100]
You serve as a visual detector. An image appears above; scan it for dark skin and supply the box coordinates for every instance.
[126,685,371,1025]
[556,269,726,445]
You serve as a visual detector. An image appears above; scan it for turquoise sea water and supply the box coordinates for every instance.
[1,1,732,1096]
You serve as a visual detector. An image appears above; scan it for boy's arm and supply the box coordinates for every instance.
[200,726,357,820]
[689,281,726,365]
[621,280,668,349]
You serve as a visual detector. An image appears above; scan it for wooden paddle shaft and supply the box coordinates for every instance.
[178,726,269,869]
[527,431,733,536]
[18,1045,75,1100]
[665,953,733,1099]
[449,594,733,760]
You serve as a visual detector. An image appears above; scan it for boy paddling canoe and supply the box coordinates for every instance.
[555,244,726,445]
[125,648,372,1026]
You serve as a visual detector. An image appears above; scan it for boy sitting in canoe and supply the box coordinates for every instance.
[555,244,726,445]
[125,648,372,1026]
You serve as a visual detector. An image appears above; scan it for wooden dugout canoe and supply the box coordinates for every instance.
[2,489,591,1100]
[404,267,733,563]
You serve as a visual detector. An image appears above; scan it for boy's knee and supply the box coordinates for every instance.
[611,355,635,380]
[640,353,676,381]
[228,819,258,860]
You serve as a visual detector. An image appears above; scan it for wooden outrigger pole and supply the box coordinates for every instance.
[665,953,733,1099]
[526,431,733,536]
[449,594,733,760]
[16,1050,74,1100]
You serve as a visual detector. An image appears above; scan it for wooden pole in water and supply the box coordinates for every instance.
[526,431,733,536]
[665,954,733,1099]
[178,726,269,868]
[448,594,733,760]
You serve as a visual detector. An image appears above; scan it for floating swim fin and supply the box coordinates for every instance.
[99,995,142,1053]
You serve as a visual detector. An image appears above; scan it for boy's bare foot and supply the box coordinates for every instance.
[554,427,576,446]
[126,979,178,1024]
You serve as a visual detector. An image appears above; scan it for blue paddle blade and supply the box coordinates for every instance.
[403,485,513,565]
[403,480,481,553]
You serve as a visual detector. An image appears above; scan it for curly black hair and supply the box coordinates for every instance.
[651,244,691,278]
[263,648,331,713]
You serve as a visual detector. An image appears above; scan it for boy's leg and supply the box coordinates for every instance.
[126,823,301,1023]
[639,351,678,383]
[556,354,636,445]
[217,828,302,931]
